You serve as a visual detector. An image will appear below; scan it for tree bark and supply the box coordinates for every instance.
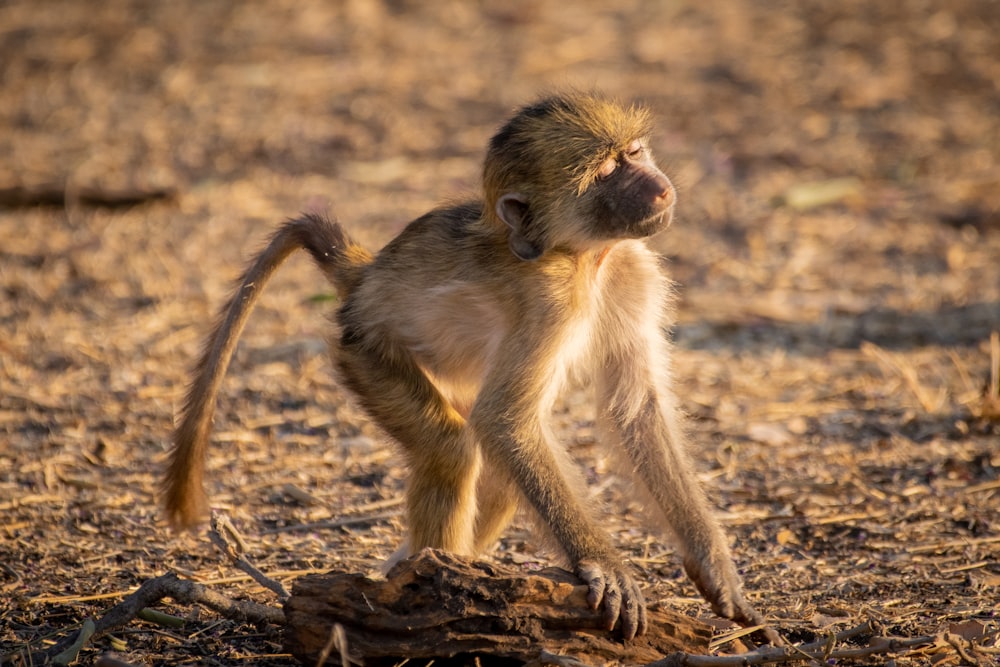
[284,549,712,666]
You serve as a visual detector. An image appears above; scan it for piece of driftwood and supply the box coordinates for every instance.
[0,183,175,208]
[284,549,712,666]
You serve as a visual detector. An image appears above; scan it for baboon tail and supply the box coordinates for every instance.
[163,213,372,529]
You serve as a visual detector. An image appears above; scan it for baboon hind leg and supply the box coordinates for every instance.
[334,333,479,556]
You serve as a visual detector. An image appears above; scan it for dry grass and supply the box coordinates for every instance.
[1,1,998,665]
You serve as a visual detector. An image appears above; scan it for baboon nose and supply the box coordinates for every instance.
[653,176,675,208]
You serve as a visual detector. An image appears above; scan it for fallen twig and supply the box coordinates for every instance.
[136,607,186,628]
[12,572,283,665]
[209,512,290,600]
[0,183,175,208]
[51,619,95,666]
[314,623,355,667]
[944,631,992,667]
[259,509,400,535]
[709,624,767,650]
[652,637,938,666]
[649,621,942,666]
[905,535,1000,554]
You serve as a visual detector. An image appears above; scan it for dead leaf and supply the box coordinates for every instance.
[947,620,986,643]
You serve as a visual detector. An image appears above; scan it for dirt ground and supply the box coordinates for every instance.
[1,1,999,665]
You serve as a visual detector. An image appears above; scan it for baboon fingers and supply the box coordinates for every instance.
[685,555,781,644]
[576,559,646,640]
[621,573,647,640]
[731,594,784,646]
[576,559,607,611]
[601,577,623,634]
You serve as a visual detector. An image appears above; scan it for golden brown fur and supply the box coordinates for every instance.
[163,91,776,642]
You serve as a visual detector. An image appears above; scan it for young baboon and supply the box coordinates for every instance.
[164,92,775,641]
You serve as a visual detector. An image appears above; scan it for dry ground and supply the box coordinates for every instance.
[1,1,998,665]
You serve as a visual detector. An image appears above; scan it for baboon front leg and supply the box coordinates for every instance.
[599,348,779,642]
[470,381,647,640]
[333,331,479,556]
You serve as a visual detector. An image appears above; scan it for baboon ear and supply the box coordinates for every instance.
[496,193,544,261]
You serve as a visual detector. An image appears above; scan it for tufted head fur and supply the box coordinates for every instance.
[483,92,666,261]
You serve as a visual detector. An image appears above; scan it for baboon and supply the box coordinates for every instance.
[164,92,774,641]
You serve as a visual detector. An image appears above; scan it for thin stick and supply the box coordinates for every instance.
[260,509,400,535]
[14,573,284,665]
[815,510,887,525]
[136,608,186,628]
[209,512,290,601]
[937,560,988,575]
[193,568,327,586]
[349,496,405,514]
[906,535,1000,554]
[52,619,95,666]
[943,632,987,667]
[964,479,1000,495]
[29,568,327,604]
[315,622,355,667]
[709,625,766,650]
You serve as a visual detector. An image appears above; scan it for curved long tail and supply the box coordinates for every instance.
[163,213,373,529]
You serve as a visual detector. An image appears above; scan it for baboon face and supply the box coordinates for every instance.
[581,138,675,241]
[486,93,675,259]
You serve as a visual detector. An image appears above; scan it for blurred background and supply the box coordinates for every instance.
[2,1,998,340]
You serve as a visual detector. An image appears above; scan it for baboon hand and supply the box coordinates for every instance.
[684,554,783,645]
[576,558,647,640]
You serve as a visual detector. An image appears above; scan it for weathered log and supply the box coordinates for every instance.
[284,549,712,666]
[0,183,176,208]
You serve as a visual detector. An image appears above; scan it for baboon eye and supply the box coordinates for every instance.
[597,157,618,180]
[626,140,643,158]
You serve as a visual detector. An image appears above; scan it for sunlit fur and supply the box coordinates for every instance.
[163,92,777,643]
